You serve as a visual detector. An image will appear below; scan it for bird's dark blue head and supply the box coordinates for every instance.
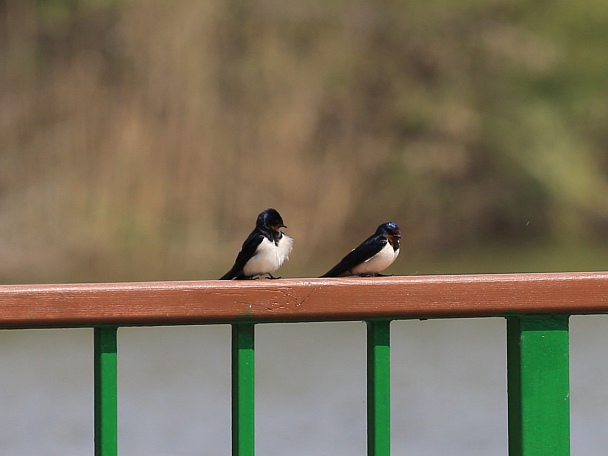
[256,208,286,231]
[376,222,402,239]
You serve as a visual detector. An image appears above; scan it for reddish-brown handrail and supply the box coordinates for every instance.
[0,272,607,328]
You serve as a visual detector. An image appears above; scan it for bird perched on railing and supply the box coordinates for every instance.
[219,208,293,280]
[320,222,401,277]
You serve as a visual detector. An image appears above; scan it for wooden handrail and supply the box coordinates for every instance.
[1,272,607,328]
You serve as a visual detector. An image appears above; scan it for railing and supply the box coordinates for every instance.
[1,272,608,455]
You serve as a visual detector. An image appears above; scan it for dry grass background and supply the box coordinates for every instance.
[1,0,607,283]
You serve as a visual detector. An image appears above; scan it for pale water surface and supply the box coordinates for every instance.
[0,316,606,455]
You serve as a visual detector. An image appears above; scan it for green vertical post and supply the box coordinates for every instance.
[507,315,570,456]
[232,323,255,456]
[367,320,391,456]
[94,327,118,456]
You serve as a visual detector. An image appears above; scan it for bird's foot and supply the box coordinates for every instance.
[266,274,281,279]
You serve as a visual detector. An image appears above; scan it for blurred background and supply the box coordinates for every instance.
[1,0,607,454]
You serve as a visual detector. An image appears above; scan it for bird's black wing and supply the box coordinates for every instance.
[219,231,265,280]
[321,235,387,277]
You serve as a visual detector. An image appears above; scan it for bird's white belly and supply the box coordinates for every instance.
[351,243,399,275]
[243,235,293,277]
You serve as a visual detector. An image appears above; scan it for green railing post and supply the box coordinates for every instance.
[507,315,570,456]
[232,323,255,456]
[367,320,391,456]
[94,327,118,456]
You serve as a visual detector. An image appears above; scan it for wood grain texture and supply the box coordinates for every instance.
[0,272,607,328]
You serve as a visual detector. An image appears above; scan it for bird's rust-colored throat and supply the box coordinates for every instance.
[387,234,401,244]
[0,272,607,328]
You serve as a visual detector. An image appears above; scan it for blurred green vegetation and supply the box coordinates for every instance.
[0,0,606,283]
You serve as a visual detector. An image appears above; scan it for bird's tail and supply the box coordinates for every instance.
[219,267,238,280]
[319,266,343,278]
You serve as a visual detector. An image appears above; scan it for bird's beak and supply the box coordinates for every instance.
[274,224,287,230]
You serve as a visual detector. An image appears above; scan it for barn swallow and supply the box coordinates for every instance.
[219,208,293,280]
[320,222,401,277]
